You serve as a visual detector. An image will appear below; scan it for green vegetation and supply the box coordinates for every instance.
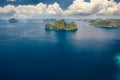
[54,19,66,30]
[45,23,55,29]
[90,20,120,27]
[66,22,77,30]
[45,19,77,31]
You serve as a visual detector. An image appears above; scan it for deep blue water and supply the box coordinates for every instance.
[0,21,120,80]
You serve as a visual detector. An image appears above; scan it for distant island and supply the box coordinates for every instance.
[89,20,120,28]
[45,19,77,31]
[43,18,56,23]
[9,18,19,23]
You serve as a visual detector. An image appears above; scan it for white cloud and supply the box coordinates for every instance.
[0,0,120,19]
[0,2,64,19]
[47,2,63,15]
[64,0,120,16]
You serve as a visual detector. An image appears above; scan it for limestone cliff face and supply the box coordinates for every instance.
[54,19,66,30]
[45,19,77,31]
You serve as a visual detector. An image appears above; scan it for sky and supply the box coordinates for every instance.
[0,0,120,8]
[0,0,120,19]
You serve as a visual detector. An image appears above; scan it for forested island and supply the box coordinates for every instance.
[45,19,77,31]
[89,20,120,28]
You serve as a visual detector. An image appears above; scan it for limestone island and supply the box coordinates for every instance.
[45,19,77,31]
[89,20,120,28]
[9,18,19,23]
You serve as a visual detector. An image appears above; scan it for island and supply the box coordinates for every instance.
[9,18,19,23]
[45,19,77,31]
[89,20,120,28]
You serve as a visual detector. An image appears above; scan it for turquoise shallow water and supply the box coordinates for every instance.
[0,21,120,80]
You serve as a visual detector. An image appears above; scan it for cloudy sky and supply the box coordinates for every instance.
[0,0,120,19]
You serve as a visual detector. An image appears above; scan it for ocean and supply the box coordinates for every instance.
[0,20,120,80]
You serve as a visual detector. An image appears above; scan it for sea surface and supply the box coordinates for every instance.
[0,21,120,80]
